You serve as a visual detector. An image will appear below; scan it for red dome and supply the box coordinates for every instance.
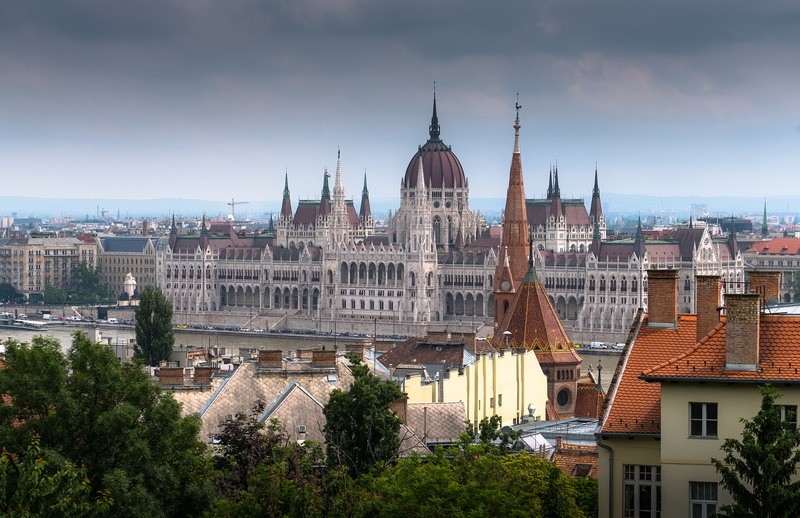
[403,98,466,190]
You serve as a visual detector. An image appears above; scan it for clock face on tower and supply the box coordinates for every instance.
[501,280,511,290]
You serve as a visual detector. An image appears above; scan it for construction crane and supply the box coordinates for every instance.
[227,198,250,221]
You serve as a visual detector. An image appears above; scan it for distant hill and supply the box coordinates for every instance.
[2,194,797,221]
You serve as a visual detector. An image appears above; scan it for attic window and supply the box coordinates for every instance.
[573,464,593,477]
[326,374,338,383]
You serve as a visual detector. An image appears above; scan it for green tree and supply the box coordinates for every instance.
[458,415,522,454]
[323,355,403,478]
[43,284,68,305]
[0,438,112,517]
[0,283,20,304]
[208,401,327,516]
[0,333,214,517]
[361,450,584,517]
[73,261,111,304]
[712,385,800,517]
[134,285,175,366]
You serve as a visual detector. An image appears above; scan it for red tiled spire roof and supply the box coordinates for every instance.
[493,261,579,361]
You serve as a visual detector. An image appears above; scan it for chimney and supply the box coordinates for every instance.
[142,220,149,235]
[257,350,283,368]
[311,350,336,368]
[389,395,408,424]
[157,367,184,386]
[725,293,761,371]
[647,269,678,327]
[555,435,564,452]
[193,366,218,385]
[696,275,721,342]
[748,270,781,306]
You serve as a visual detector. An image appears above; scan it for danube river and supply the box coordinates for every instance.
[1,325,619,392]
[0,324,371,354]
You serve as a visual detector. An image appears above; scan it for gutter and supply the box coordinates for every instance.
[597,433,614,518]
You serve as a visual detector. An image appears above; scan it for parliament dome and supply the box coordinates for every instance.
[403,98,466,190]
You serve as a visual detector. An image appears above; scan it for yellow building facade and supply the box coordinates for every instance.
[402,348,548,427]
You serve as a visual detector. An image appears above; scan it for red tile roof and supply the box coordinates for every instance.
[552,444,599,479]
[493,266,580,365]
[642,314,800,383]
[747,238,800,255]
[601,314,699,435]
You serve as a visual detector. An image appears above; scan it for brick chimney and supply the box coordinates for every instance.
[696,275,721,342]
[257,350,283,368]
[647,269,678,327]
[389,395,408,424]
[311,350,336,368]
[725,293,760,371]
[555,435,564,452]
[748,270,781,306]
[158,367,184,386]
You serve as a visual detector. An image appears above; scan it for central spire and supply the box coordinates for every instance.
[428,83,441,142]
[513,93,521,154]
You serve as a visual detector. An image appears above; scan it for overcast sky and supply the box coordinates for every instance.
[1,1,798,206]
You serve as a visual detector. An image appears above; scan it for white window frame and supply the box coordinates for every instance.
[689,481,717,518]
[779,404,798,429]
[689,402,718,438]
[623,464,661,518]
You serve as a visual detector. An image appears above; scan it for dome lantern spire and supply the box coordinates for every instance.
[428,82,441,142]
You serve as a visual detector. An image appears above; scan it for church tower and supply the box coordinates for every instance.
[494,100,529,326]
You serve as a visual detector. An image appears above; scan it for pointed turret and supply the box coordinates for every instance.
[319,169,331,217]
[589,166,604,227]
[170,214,177,235]
[550,165,563,219]
[728,214,739,256]
[547,167,553,199]
[280,172,293,221]
[329,149,350,248]
[494,100,529,326]
[634,216,645,258]
[359,172,372,223]
[762,199,769,237]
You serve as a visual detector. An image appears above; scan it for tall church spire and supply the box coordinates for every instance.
[359,172,372,222]
[280,172,293,221]
[494,98,529,326]
[634,216,645,258]
[589,165,604,228]
[762,199,769,237]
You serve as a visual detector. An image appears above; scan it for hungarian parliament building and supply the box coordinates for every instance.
[152,98,744,344]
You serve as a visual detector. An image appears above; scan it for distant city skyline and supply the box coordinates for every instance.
[2,1,798,203]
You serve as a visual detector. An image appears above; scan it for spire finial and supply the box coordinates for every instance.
[429,84,441,141]
[513,93,522,154]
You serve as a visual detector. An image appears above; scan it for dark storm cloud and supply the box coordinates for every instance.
[1,1,798,202]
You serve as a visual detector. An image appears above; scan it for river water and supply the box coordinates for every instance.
[1,325,619,392]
